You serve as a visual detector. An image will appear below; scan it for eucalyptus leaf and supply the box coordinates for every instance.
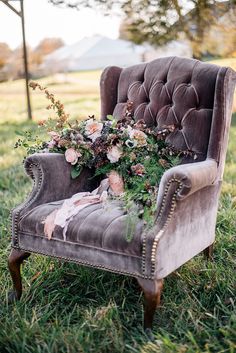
[71,165,82,179]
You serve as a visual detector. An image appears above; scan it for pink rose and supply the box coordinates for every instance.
[48,131,60,142]
[85,119,103,142]
[108,170,124,195]
[107,145,123,163]
[48,140,56,149]
[131,163,146,176]
[58,138,69,147]
[65,148,81,165]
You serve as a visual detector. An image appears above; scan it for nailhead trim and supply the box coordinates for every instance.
[141,177,183,275]
[141,235,146,274]
[156,177,182,222]
[150,179,183,275]
[10,163,43,247]
[11,244,153,280]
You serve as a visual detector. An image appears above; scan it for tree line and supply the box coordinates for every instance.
[0,38,64,82]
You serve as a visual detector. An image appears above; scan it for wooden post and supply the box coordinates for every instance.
[1,0,32,120]
[20,0,32,120]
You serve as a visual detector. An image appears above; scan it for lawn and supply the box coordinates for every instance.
[0,59,236,353]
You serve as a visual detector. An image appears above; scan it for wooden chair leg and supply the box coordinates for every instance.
[136,277,163,336]
[203,243,214,261]
[8,248,30,302]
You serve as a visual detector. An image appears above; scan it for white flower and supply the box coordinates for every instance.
[84,119,103,142]
[125,139,137,148]
[126,125,133,134]
[107,145,123,163]
[129,129,147,147]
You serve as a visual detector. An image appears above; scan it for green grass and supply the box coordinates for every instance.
[0,64,236,353]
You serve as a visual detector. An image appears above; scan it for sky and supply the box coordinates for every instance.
[0,0,121,49]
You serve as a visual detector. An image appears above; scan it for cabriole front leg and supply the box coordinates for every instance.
[137,277,163,338]
[8,248,30,302]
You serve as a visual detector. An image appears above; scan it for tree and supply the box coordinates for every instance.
[0,37,64,81]
[35,37,64,57]
[49,0,236,59]
[201,7,236,57]
[33,38,64,67]
[0,42,12,69]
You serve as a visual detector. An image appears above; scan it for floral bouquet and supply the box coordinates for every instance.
[16,82,194,224]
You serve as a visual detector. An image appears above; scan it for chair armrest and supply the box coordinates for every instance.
[11,153,98,247]
[156,159,218,219]
[20,153,96,213]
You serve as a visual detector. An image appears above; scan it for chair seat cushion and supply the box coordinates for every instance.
[19,199,144,257]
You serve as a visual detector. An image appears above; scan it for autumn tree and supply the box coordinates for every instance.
[0,42,12,69]
[32,37,64,67]
[35,37,64,57]
[201,7,236,57]
[49,0,236,59]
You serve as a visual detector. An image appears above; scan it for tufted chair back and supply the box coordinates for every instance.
[100,57,236,176]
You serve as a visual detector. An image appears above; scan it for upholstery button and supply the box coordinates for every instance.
[187,83,191,87]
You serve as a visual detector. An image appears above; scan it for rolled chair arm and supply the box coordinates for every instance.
[15,153,97,216]
[156,159,218,220]
[11,153,97,247]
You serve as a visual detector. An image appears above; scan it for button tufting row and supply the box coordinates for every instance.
[114,58,217,157]
[127,82,199,104]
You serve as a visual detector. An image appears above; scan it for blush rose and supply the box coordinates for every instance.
[65,148,82,165]
[129,129,147,147]
[131,163,146,176]
[85,119,103,142]
[48,131,60,142]
[107,145,123,163]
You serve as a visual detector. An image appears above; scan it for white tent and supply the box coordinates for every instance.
[40,36,192,74]
[41,36,145,73]
[144,40,192,62]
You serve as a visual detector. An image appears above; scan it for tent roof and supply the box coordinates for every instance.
[45,35,145,61]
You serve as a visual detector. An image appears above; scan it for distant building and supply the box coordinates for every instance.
[143,40,192,62]
[40,35,192,74]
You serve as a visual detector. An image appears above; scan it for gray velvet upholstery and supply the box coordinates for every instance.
[11,57,236,280]
[19,199,143,256]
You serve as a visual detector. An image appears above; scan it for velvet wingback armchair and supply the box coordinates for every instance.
[8,57,236,333]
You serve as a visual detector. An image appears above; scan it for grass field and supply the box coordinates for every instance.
[0,59,236,353]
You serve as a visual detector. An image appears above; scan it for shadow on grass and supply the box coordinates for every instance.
[231,112,236,126]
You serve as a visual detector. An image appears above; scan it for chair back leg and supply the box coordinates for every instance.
[203,243,214,261]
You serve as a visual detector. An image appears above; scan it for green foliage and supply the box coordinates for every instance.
[16,87,186,225]
[49,0,236,59]
[71,164,83,179]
